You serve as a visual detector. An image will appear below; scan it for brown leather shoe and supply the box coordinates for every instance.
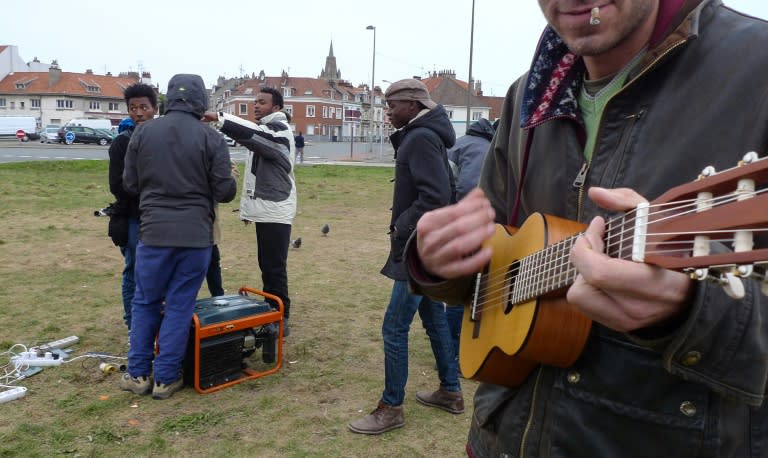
[415,388,464,414]
[348,402,405,435]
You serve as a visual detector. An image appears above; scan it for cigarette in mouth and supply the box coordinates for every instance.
[590,6,601,25]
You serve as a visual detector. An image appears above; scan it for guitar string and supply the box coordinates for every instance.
[471,189,767,313]
[473,199,768,311]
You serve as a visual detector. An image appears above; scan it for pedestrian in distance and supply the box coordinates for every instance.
[295,131,305,164]
[348,78,462,435]
[407,1,768,456]
[120,73,237,400]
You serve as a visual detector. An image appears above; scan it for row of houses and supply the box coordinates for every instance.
[0,43,504,140]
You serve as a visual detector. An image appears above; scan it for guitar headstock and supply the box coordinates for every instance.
[638,152,768,297]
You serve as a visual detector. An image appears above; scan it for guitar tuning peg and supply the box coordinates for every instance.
[719,272,745,300]
[740,151,760,165]
[698,165,716,179]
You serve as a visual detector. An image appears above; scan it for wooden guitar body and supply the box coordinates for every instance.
[459,214,592,386]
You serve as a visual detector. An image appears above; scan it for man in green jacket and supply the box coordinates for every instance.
[407,1,768,456]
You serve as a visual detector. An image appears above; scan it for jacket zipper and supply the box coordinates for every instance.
[519,366,544,457]
[570,36,688,221]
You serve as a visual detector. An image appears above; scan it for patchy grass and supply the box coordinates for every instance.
[0,161,476,457]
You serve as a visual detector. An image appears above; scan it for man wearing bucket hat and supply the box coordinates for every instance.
[348,78,462,435]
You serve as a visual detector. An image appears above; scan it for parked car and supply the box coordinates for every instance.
[95,128,117,140]
[219,132,236,147]
[58,125,113,146]
[39,126,60,143]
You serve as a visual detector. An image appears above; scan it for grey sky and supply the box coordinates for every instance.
[4,1,767,95]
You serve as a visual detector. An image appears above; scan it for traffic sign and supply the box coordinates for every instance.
[65,131,75,145]
[15,129,25,140]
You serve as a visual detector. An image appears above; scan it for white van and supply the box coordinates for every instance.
[65,118,113,131]
[0,116,37,141]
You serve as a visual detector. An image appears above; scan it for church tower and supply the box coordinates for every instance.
[319,41,341,81]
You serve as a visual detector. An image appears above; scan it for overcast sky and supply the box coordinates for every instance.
[4,1,768,96]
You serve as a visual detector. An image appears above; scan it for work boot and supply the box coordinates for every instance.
[152,378,184,400]
[415,388,464,414]
[118,374,152,395]
[348,402,405,435]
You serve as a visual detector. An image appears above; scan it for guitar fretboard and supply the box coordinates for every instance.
[509,214,634,304]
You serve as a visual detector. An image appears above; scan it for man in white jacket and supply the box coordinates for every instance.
[203,87,296,333]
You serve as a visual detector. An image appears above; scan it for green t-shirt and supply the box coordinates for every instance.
[578,53,644,161]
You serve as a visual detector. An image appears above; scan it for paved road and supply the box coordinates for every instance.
[0,138,395,166]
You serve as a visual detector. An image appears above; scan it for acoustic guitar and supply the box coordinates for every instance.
[460,152,768,387]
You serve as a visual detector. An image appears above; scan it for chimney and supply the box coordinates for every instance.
[49,60,62,87]
[85,69,93,75]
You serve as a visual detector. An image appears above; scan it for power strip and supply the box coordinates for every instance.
[0,387,27,404]
[33,336,79,353]
[11,351,65,367]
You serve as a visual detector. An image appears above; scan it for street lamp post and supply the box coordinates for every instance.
[366,25,376,154]
[465,0,475,135]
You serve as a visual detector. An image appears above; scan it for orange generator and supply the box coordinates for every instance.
[183,287,283,393]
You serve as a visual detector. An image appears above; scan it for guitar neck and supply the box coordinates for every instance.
[511,214,631,303]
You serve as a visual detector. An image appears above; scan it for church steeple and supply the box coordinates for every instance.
[319,40,340,81]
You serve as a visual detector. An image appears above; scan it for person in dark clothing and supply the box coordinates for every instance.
[107,83,157,332]
[444,117,496,360]
[348,78,461,435]
[120,74,237,400]
[294,131,305,164]
[407,1,768,456]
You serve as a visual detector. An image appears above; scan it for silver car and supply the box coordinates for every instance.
[39,126,60,144]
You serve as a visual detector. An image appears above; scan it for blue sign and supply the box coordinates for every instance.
[65,131,75,144]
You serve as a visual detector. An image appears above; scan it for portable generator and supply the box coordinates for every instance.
[183,287,284,393]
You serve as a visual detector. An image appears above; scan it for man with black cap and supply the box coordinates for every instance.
[348,78,462,435]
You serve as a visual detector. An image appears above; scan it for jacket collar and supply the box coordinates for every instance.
[520,0,706,129]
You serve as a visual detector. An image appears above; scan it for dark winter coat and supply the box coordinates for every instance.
[123,74,237,248]
[447,117,495,200]
[381,104,455,281]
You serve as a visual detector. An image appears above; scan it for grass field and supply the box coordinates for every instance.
[0,160,476,457]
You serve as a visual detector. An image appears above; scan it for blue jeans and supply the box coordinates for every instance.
[381,280,460,407]
[119,217,139,330]
[445,305,464,358]
[128,242,211,384]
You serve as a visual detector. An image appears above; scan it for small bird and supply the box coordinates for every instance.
[291,237,302,249]
[321,224,330,236]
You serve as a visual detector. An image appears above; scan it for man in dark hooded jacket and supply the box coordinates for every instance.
[348,78,462,435]
[121,73,237,400]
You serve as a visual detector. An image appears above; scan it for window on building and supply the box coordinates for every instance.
[322,106,328,118]
[0,98,6,107]
[472,111,482,121]
[57,99,74,109]
[31,99,41,108]
[283,87,291,97]
[90,101,100,110]
[336,108,342,119]
[10,101,15,109]
[20,101,24,109]
[86,85,101,93]
[108,102,120,111]
[284,105,293,117]
[239,103,248,115]
[446,110,454,119]
[307,105,315,117]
